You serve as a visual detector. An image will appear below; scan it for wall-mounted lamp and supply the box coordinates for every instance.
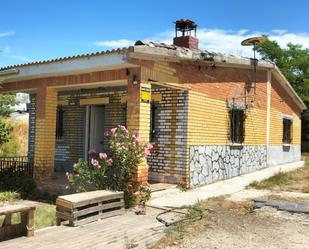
[126,68,130,76]
[132,74,138,85]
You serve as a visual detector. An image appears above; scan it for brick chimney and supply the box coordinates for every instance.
[173,19,198,49]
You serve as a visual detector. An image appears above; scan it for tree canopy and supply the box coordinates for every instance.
[256,36,309,140]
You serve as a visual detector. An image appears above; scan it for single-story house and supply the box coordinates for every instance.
[0,20,306,188]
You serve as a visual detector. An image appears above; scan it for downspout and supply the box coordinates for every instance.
[266,69,272,165]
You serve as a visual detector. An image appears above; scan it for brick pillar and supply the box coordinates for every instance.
[34,87,57,180]
[127,78,151,187]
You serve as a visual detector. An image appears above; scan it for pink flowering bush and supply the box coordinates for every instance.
[67,125,152,207]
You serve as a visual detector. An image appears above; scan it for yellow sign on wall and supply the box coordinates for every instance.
[141,87,151,103]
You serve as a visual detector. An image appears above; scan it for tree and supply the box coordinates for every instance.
[256,37,309,141]
[0,83,16,145]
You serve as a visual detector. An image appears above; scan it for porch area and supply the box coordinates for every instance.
[0,207,167,249]
[0,53,191,189]
[23,82,190,192]
[36,172,177,195]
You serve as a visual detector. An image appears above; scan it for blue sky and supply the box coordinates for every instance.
[1,0,309,67]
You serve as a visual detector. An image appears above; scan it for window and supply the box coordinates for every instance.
[230,109,245,144]
[123,104,127,127]
[56,106,64,139]
[283,118,292,144]
[150,101,157,142]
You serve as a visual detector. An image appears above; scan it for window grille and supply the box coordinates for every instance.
[230,109,245,143]
[283,118,292,144]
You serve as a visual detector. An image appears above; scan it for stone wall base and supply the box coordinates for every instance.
[189,145,267,187]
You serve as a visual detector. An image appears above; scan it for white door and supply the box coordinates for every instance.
[88,106,105,154]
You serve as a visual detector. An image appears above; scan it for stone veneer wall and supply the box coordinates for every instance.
[147,88,188,184]
[189,145,267,187]
[267,145,301,166]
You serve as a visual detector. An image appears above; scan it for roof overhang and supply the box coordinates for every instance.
[0,52,138,83]
[271,66,306,110]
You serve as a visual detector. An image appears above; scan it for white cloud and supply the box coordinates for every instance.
[272,29,288,35]
[94,39,134,48]
[0,31,15,38]
[8,55,31,62]
[93,28,309,58]
[268,32,309,49]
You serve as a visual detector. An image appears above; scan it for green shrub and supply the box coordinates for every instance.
[67,125,153,208]
[0,135,19,156]
[0,171,36,198]
[0,119,13,146]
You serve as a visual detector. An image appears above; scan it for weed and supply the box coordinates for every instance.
[124,236,138,249]
[35,205,56,229]
[0,191,20,202]
[248,171,291,190]
[176,182,187,192]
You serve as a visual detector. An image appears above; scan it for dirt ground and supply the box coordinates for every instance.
[154,190,309,249]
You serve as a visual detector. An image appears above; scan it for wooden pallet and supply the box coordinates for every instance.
[0,205,36,241]
[56,190,124,226]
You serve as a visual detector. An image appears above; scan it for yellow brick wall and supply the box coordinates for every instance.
[187,92,229,145]
[126,82,151,184]
[269,108,301,145]
[187,91,267,146]
[34,87,57,179]
[293,114,301,144]
[244,108,267,145]
[141,61,179,83]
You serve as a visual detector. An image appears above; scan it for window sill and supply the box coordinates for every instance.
[229,143,244,147]
[282,143,291,147]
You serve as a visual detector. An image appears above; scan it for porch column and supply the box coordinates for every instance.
[34,87,58,180]
[127,78,151,186]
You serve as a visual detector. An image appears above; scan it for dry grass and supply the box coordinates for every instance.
[153,197,254,249]
[248,158,309,193]
[0,118,28,156]
[11,119,28,155]
[266,193,309,204]
[0,204,56,229]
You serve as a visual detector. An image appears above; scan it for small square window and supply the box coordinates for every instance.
[230,109,245,144]
[283,118,292,144]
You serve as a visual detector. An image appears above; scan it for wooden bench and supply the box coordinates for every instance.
[56,190,124,226]
[0,205,35,241]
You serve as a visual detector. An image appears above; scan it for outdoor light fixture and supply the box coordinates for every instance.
[126,68,130,76]
[132,74,138,85]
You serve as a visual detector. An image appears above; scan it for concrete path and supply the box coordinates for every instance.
[0,208,166,249]
[148,161,305,208]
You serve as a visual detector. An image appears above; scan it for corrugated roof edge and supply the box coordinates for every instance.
[0,47,131,71]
